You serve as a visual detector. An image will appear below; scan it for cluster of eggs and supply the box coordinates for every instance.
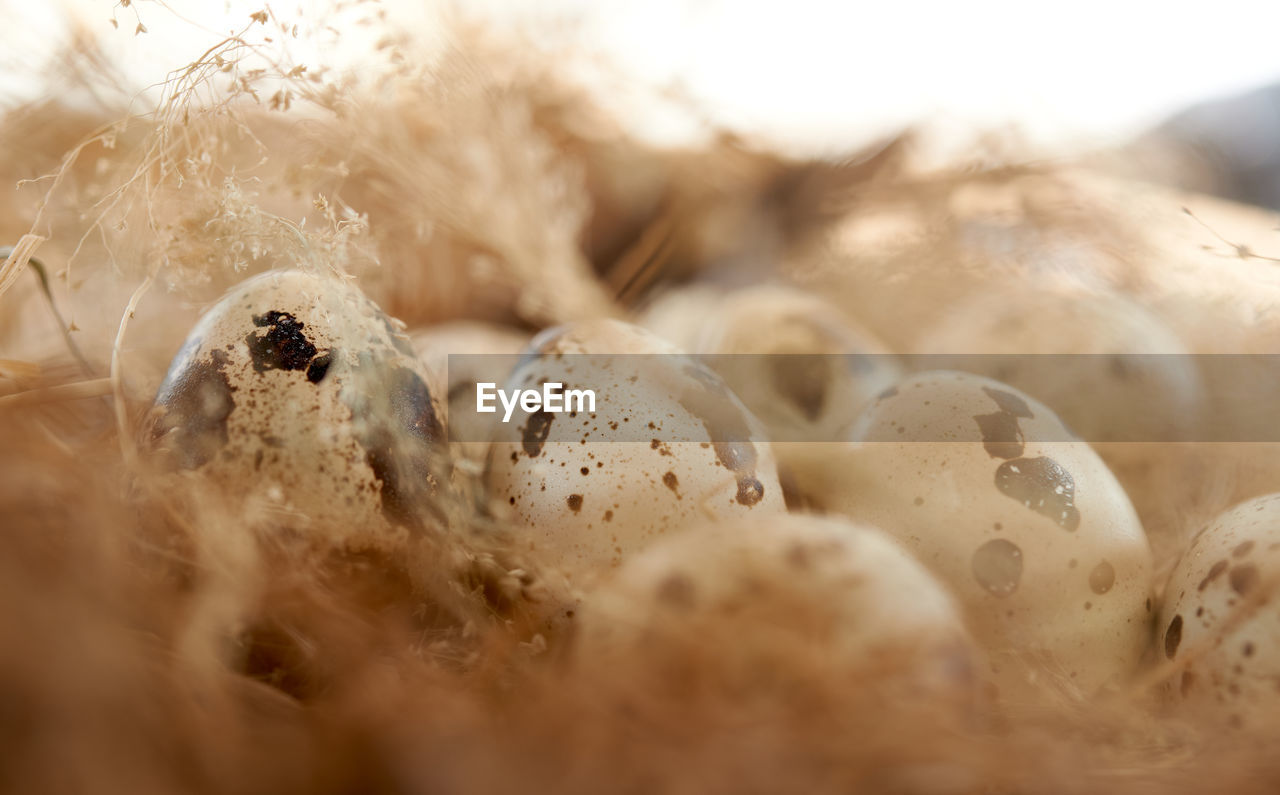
[147,264,1280,722]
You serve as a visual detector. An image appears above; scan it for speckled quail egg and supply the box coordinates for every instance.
[484,318,785,582]
[576,513,976,699]
[640,284,901,443]
[802,371,1154,703]
[1159,493,1280,728]
[411,321,530,467]
[146,269,448,550]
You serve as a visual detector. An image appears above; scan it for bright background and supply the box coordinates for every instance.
[3,0,1280,156]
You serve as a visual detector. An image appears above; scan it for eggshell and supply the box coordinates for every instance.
[411,321,530,467]
[483,319,785,582]
[912,285,1203,444]
[1159,494,1280,729]
[810,371,1154,702]
[146,269,447,549]
[576,513,975,698]
[641,284,899,441]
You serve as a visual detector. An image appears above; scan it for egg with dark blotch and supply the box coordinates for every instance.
[798,371,1154,703]
[1159,493,1280,729]
[146,269,448,550]
[484,319,785,584]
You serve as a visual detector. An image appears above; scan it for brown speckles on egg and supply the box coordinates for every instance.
[971,539,1023,598]
[994,456,1080,531]
[662,471,680,498]
[566,494,583,513]
[1165,614,1183,659]
[1089,561,1116,595]
[973,387,1034,460]
[1199,560,1229,591]
[1230,564,1259,596]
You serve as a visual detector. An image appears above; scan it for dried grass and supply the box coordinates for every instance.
[4,3,1280,794]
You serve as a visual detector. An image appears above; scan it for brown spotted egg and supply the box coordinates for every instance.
[147,269,447,550]
[484,319,785,582]
[806,371,1154,702]
[1159,494,1280,728]
[576,514,976,699]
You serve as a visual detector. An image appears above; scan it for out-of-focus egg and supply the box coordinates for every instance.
[912,285,1203,444]
[576,513,976,699]
[804,371,1154,703]
[411,321,530,466]
[1159,494,1280,728]
[146,269,447,549]
[640,284,900,443]
[484,319,785,583]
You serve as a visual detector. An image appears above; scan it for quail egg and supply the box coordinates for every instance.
[576,513,976,699]
[806,371,1154,702]
[484,319,785,582]
[146,269,448,549]
[1159,493,1280,728]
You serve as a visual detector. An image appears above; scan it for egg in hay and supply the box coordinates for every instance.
[575,514,976,699]
[483,318,785,581]
[641,283,900,443]
[1159,493,1280,728]
[815,371,1154,702]
[146,269,448,549]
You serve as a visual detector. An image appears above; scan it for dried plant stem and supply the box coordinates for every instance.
[112,274,154,470]
[0,378,114,409]
[0,234,46,303]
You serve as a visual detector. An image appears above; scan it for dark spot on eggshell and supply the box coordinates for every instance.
[662,471,680,497]
[994,456,1080,531]
[343,360,446,532]
[971,538,1022,597]
[974,387,1034,459]
[1181,670,1196,697]
[567,494,583,513]
[151,347,237,469]
[656,573,696,608]
[521,410,555,457]
[1165,614,1183,659]
[245,311,320,373]
[1089,560,1116,594]
[735,477,764,506]
[770,355,827,421]
[678,363,767,508]
[1234,540,1255,558]
[1199,560,1229,591]
[1230,564,1259,596]
[305,352,332,384]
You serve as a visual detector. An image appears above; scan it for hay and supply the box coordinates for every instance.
[4,3,1280,794]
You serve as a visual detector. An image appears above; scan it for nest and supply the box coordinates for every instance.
[5,5,1280,794]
